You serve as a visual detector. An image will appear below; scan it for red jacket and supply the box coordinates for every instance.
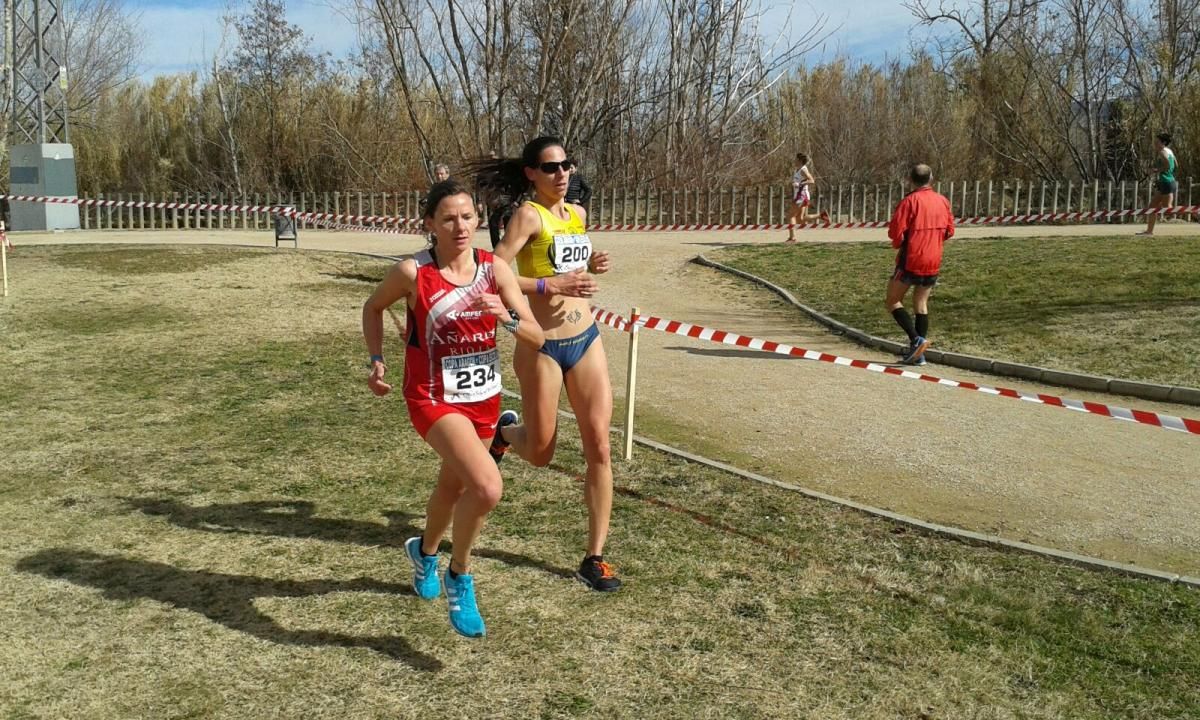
[888,186,955,276]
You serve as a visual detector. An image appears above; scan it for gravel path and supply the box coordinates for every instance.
[10,222,1199,574]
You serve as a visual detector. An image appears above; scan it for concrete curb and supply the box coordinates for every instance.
[499,389,1198,588]
[693,254,1200,408]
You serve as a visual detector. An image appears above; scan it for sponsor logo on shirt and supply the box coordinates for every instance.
[430,329,497,346]
[445,309,486,321]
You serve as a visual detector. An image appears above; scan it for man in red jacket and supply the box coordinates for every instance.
[885,164,955,365]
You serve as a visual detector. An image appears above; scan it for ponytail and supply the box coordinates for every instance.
[466,135,566,212]
[466,156,530,211]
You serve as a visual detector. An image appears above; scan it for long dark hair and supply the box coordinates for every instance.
[466,136,564,211]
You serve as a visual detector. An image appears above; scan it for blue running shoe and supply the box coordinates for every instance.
[902,336,930,364]
[404,536,440,600]
[488,410,519,465]
[442,570,486,638]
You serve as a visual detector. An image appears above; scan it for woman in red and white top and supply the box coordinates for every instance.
[786,152,827,243]
[362,180,543,638]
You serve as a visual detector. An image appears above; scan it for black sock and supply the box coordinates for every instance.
[584,555,603,565]
[891,308,917,343]
[448,564,460,580]
[915,313,929,339]
[420,535,436,557]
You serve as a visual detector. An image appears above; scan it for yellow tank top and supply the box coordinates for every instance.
[516,202,592,278]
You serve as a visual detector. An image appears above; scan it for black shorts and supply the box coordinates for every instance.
[1155,179,1179,197]
[893,267,938,287]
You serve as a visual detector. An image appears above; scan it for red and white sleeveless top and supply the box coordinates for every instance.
[403,248,501,405]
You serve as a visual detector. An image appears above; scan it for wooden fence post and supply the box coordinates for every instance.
[623,307,640,461]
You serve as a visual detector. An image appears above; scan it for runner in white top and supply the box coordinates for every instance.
[786,152,827,243]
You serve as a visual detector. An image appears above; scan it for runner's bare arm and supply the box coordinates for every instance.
[362,260,417,396]
[574,204,609,275]
[492,204,540,296]
[494,203,598,297]
[491,260,545,349]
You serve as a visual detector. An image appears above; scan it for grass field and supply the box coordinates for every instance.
[711,235,1200,389]
[2,245,1199,719]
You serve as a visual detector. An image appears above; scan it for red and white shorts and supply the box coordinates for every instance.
[793,186,811,206]
[406,395,501,440]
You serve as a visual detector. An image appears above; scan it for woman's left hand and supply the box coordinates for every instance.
[471,293,511,321]
[588,250,611,274]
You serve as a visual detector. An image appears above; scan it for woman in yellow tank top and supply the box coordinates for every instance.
[469,136,621,592]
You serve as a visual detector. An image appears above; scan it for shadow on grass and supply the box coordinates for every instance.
[319,270,383,284]
[663,345,801,360]
[16,548,442,671]
[472,549,575,580]
[123,498,423,548]
[123,497,576,583]
[613,487,798,561]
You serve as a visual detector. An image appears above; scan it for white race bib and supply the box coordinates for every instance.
[441,349,501,403]
[551,233,592,273]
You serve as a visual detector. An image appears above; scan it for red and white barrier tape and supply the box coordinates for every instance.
[4,193,1197,236]
[588,205,1200,233]
[301,214,424,235]
[590,306,1200,436]
[592,307,632,332]
[0,193,425,234]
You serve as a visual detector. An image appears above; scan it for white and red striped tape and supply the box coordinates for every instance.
[590,306,1200,436]
[0,193,425,234]
[587,205,1200,233]
[4,192,1197,236]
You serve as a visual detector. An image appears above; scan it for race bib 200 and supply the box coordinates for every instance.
[551,233,592,273]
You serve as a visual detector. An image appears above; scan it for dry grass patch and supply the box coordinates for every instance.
[1,245,1198,719]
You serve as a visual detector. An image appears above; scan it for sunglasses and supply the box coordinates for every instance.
[534,159,576,174]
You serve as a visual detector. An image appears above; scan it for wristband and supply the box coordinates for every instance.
[536,278,546,295]
[501,309,520,334]
[369,354,385,366]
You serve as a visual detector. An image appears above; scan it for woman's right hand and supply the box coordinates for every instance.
[367,361,392,397]
[549,269,598,298]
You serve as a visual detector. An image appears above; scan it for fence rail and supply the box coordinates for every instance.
[69,180,1197,231]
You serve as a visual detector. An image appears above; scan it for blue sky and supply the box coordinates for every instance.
[128,0,924,79]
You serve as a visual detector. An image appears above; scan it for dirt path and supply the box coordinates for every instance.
[10,222,1200,573]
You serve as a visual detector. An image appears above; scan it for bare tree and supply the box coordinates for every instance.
[1112,0,1200,131]
[226,0,321,189]
[907,0,1046,175]
[62,0,144,125]
[209,18,246,197]
[1007,0,1126,180]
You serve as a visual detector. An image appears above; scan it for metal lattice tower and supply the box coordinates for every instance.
[7,0,69,144]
